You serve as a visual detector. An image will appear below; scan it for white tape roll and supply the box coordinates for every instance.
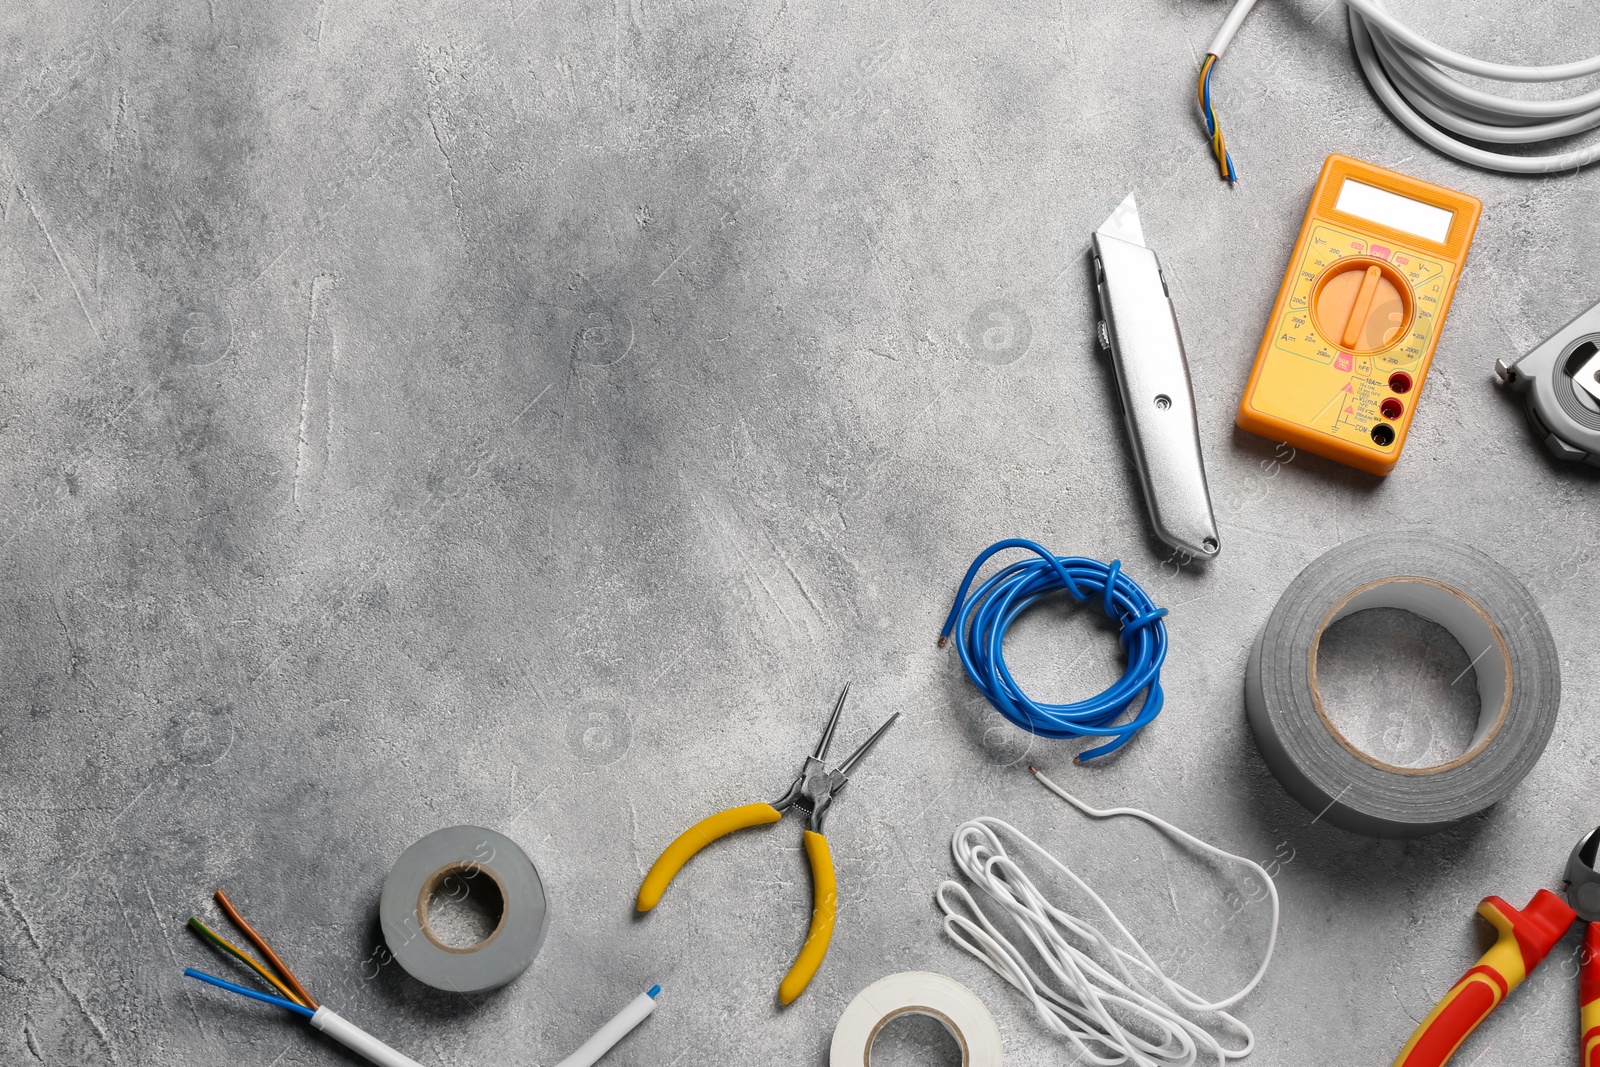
[1246,534,1560,837]
[829,972,1002,1067]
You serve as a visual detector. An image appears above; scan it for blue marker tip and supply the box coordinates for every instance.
[647,984,661,999]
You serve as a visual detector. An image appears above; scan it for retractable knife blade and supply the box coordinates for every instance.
[1091,193,1221,559]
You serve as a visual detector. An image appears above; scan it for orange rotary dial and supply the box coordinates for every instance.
[1312,257,1412,354]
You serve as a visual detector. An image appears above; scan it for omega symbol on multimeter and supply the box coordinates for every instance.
[1238,155,1482,476]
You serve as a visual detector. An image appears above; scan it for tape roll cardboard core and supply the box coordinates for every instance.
[418,862,508,953]
[1308,578,1512,775]
[868,1008,968,1064]
[830,972,1002,1067]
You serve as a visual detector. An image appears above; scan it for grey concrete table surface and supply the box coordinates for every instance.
[3,0,1599,1063]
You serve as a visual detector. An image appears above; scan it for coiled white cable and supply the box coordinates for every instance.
[1207,0,1600,174]
[935,771,1278,1066]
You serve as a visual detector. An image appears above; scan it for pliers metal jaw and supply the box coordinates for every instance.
[633,684,898,1004]
[769,684,897,834]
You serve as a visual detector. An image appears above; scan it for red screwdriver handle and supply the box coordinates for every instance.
[1393,890,1576,1067]
[1583,923,1600,1067]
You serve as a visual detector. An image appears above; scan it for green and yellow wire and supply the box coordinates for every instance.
[213,889,317,1008]
[186,916,310,1009]
[1198,54,1238,184]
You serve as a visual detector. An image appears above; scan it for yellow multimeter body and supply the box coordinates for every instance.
[1236,155,1482,475]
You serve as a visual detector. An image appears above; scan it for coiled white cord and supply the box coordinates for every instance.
[935,771,1278,1066]
[1208,0,1600,174]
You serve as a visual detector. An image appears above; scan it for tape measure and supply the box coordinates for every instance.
[1496,298,1600,468]
[1236,155,1481,475]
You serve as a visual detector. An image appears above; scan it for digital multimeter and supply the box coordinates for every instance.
[1236,155,1482,475]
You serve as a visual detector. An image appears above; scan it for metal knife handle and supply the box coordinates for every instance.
[1092,233,1221,559]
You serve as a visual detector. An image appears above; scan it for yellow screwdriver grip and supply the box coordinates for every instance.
[778,830,837,1005]
[636,803,782,911]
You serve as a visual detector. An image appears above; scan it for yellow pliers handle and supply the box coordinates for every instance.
[636,803,782,908]
[783,829,836,1005]
[635,803,839,1005]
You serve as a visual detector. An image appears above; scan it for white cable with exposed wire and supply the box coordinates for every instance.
[1200,0,1600,178]
[935,770,1278,1066]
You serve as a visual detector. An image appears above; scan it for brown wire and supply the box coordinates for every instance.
[213,890,320,1010]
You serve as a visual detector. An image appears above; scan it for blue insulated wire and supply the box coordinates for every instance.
[939,539,1169,761]
[183,967,317,1019]
[1201,61,1238,183]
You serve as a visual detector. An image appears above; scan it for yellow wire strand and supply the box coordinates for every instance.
[1198,54,1232,181]
[187,917,309,1008]
[213,890,318,1010]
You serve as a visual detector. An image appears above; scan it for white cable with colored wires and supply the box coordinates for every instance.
[935,771,1278,1066]
[184,967,660,1067]
[1199,0,1600,179]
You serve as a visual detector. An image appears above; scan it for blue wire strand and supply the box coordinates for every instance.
[938,539,1169,761]
[1201,61,1238,183]
[184,967,316,1019]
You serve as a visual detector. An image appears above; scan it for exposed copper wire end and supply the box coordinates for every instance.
[214,890,319,1010]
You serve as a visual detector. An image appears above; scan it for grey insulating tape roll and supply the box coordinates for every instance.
[379,825,549,992]
[1246,534,1560,838]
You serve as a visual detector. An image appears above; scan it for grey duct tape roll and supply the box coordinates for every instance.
[379,825,549,992]
[1245,534,1560,838]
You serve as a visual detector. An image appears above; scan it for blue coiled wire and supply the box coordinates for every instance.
[939,539,1169,761]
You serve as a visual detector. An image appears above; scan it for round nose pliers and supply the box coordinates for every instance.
[634,684,898,1005]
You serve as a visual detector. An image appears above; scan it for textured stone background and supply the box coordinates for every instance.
[2,0,1599,1063]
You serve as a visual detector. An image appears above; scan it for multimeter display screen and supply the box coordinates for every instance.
[1334,179,1454,243]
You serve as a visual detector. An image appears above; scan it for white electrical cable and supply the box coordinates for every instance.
[935,772,1279,1067]
[305,987,659,1067]
[1206,0,1260,60]
[310,1008,427,1067]
[550,987,660,1067]
[1207,0,1600,174]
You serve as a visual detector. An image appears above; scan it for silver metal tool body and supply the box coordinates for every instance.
[767,683,898,833]
[1091,194,1221,559]
[1495,298,1600,468]
[1565,825,1600,923]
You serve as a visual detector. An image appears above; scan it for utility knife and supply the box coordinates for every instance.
[1091,193,1221,559]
